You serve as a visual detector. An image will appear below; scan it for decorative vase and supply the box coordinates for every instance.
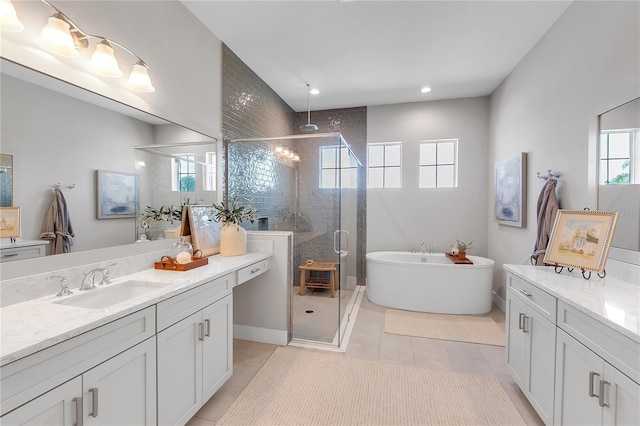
[220,223,247,256]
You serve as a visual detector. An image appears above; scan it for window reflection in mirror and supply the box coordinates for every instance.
[598,97,640,252]
[0,154,13,207]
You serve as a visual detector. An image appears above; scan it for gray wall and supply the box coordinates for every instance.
[367,97,491,257]
[488,1,640,298]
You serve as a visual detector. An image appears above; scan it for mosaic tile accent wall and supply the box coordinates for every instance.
[222,44,367,285]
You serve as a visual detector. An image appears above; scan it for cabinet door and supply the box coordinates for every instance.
[555,329,603,426]
[506,289,527,387]
[157,311,202,426]
[526,307,556,425]
[83,337,156,426]
[0,377,81,426]
[602,363,640,426]
[202,294,233,402]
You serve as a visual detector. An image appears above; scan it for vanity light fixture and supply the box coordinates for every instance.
[0,0,24,32]
[5,0,155,92]
[274,145,301,166]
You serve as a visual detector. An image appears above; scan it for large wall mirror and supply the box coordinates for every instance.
[0,59,218,256]
[597,97,640,260]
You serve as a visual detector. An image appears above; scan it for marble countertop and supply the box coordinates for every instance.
[0,251,271,366]
[504,264,640,343]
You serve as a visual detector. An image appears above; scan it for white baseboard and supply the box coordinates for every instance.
[492,291,506,312]
[233,324,288,346]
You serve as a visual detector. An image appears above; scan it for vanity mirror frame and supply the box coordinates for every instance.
[588,96,640,266]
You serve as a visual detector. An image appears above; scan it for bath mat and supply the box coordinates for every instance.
[217,346,525,425]
[384,309,505,346]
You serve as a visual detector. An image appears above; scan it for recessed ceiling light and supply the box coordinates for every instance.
[420,86,432,93]
[310,88,320,95]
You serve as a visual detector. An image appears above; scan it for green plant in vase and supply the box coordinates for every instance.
[456,239,473,259]
[211,197,256,256]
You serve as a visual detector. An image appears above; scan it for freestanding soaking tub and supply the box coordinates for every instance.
[366,251,495,314]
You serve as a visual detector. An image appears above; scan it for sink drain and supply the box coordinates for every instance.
[305,310,314,314]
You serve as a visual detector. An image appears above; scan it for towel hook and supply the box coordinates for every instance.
[536,170,561,180]
[52,183,75,189]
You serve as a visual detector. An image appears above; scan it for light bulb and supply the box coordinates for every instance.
[90,40,122,78]
[129,61,155,93]
[0,0,23,32]
[41,15,78,57]
[275,146,283,153]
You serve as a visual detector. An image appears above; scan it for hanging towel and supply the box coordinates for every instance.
[532,179,559,265]
[40,188,75,254]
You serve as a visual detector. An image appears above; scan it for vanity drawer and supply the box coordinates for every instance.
[507,273,557,323]
[558,300,640,383]
[156,273,235,331]
[237,259,270,286]
[0,245,46,262]
[0,306,155,416]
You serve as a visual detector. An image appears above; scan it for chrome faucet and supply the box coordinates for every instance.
[80,267,111,291]
[429,244,437,254]
[420,243,427,254]
[48,275,73,297]
[409,244,416,253]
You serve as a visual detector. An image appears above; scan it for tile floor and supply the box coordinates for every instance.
[186,290,544,425]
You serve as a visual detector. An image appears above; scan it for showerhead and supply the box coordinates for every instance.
[299,123,319,133]
[300,83,318,133]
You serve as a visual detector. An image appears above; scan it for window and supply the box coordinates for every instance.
[600,130,638,184]
[367,142,402,188]
[419,139,458,188]
[203,151,216,191]
[171,154,195,192]
[320,146,357,189]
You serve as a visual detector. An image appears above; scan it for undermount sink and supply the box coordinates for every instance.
[55,280,170,309]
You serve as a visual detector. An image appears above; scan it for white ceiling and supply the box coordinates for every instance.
[183,1,572,112]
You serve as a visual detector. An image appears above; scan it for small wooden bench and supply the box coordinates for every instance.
[299,262,338,298]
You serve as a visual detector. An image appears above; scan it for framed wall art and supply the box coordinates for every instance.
[543,210,618,274]
[0,207,20,238]
[185,205,222,257]
[495,152,527,227]
[96,170,138,219]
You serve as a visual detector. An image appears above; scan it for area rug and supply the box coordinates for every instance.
[384,309,505,346]
[217,346,524,425]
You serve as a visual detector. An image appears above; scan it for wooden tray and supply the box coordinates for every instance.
[154,256,208,271]
[445,252,474,265]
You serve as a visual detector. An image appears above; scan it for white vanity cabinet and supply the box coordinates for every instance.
[0,308,157,425]
[506,275,557,425]
[505,265,640,426]
[156,273,234,426]
[0,240,48,262]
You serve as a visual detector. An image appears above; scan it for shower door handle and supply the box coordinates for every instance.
[334,230,349,255]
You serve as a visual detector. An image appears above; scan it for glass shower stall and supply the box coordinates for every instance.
[227,133,362,348]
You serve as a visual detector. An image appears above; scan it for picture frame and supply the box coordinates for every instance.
[495,152,527,227]
[185,205,222,257]
[96,170,138,219]
[543,210,619,273]
[0,207,20,238]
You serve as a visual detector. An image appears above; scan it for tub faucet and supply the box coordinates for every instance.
[429,244,437,254]
[409,244,416,253]
[420,243,427,254]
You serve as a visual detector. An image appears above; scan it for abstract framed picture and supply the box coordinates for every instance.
[495,152,527,227]
[543,210,618,273]
[186,205,222,257]
[96,170,138,219]
[0,207,20,238]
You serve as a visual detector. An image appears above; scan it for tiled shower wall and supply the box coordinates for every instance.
[222,44,367,285]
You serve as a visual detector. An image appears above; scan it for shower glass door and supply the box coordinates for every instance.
[226,133,361,348]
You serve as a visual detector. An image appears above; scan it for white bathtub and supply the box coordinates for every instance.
[366,251,495,314]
